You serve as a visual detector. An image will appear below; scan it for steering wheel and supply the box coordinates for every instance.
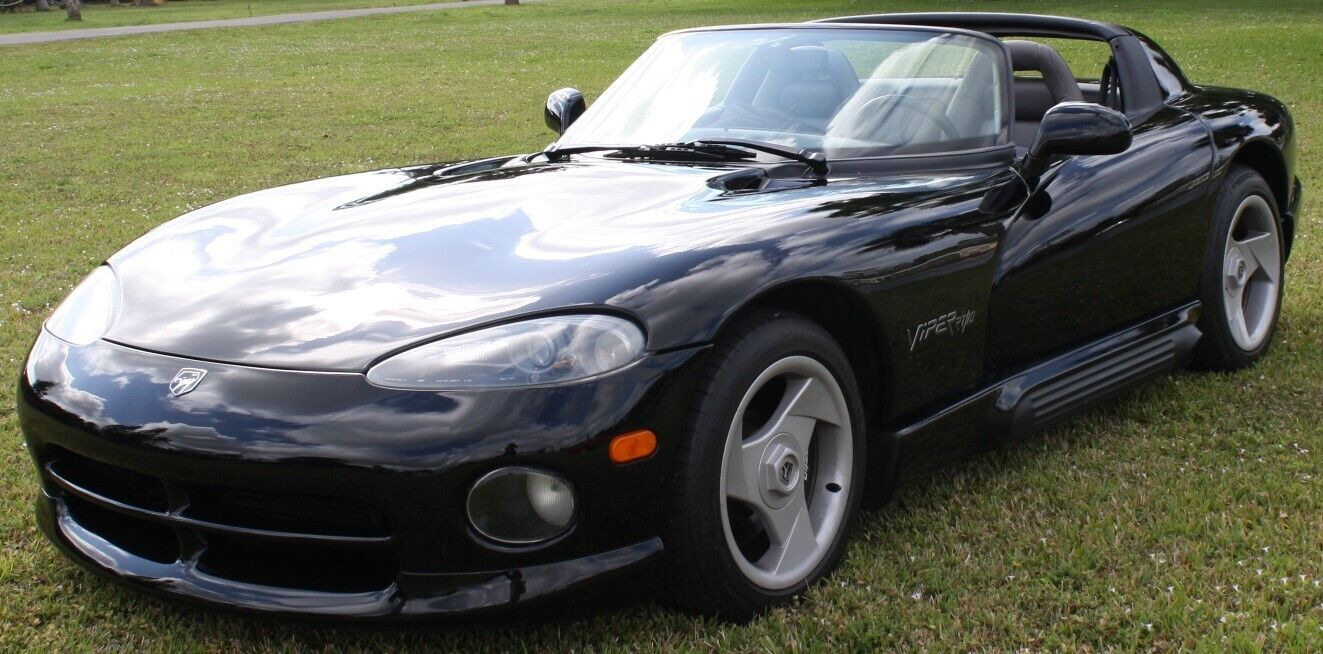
[1099,59,1123,110]
[839,94,962,145]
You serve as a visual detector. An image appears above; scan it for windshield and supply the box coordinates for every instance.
[558,27,1009,159]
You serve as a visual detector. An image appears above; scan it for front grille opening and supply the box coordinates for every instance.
[182,487,389,538]
[47,447,169,512]
[197,534,396,593]
[63,494,180,564]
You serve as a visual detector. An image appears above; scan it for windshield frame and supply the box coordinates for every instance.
[554,23,1015,168]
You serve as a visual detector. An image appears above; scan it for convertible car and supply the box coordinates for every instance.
[19,13,1300,621]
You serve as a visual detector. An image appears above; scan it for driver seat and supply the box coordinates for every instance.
[1005,40,1083,145]
[750,46,860,126]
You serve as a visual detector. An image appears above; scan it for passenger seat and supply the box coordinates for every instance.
[1005,40,1083,145]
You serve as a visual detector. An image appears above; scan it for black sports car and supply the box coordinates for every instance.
[18,13,1300,621]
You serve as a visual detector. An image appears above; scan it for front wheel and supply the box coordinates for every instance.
[1192,166,1285,370]
[662,310,865,621]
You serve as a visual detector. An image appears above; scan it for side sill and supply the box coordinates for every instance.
[883,301,1202,451]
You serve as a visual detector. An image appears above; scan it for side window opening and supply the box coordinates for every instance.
[1000,37,1120,146]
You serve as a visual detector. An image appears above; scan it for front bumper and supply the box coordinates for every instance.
[18,331,700,619]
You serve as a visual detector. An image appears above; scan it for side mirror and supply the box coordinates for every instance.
[544,88,586,136]
[1020,102,1132,184]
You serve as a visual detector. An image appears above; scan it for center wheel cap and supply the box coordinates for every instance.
[759,434,804,508]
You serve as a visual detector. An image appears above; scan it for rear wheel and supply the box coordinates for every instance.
[1192,166,1285,370]
[663,310,865,621]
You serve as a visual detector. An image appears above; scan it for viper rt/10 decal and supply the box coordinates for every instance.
[907,310,976,352]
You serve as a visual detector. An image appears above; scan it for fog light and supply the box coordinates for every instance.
[466,467,576,545]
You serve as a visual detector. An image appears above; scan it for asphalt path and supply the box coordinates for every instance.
[0,0,510,46]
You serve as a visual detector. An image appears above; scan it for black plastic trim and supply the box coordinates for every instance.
[45,463,393,546]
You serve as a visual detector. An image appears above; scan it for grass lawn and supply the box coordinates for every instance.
[1,0,1320,650]
[0,0,454,34]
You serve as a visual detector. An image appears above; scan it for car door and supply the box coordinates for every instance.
[986,103,1213,368]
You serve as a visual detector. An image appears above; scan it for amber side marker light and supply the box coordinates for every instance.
[609,429,657,464]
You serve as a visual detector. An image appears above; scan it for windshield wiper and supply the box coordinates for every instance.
[526,139,829,177]
[526,143,749,166]
[682,139,828,177]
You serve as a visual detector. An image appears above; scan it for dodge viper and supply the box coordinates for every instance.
[18,13,1301,621]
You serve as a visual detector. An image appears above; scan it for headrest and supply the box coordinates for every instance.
[1004,40,1084,103]
[786,46,830,73]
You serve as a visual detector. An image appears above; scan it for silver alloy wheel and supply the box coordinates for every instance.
[1222,194,1282,350]
[718,355,853,590]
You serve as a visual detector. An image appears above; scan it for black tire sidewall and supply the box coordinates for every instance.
[663,310,866,619]
[1194,166,1285,370]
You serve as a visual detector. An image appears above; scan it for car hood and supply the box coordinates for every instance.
[104,159,998,371]
[104,161,787,370]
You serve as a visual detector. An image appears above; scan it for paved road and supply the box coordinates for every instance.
[0,0,510,46]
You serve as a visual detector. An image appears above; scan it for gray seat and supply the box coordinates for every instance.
[946,52,999,142]
[1005,40,1083,145]
[750,46,860,125]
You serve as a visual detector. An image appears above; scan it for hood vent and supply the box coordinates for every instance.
[708,168,769,193]
[707,167,822,195]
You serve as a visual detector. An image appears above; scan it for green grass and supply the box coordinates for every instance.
[0,0,454,34]
[1,0,1320,650]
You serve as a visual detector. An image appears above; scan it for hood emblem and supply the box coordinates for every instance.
[169,368,207,397]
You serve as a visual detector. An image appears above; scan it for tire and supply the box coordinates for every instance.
[662,309,866,621]
[1191,165,1286,370]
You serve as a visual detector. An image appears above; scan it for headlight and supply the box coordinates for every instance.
[365,314,644,390]
[45,265,121,346]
